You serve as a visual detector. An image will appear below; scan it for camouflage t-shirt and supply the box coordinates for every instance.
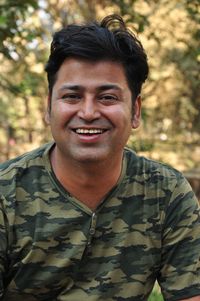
[0,142,199,301]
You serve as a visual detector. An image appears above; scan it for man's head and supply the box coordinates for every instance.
[45,14,149,104]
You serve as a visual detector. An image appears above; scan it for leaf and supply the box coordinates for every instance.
[0,15,7,26]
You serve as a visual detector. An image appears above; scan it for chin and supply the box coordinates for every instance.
[71,150,111,164]
[74,155,107,163]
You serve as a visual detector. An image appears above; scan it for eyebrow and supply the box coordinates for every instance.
[97,84,122,92]
[58,84,122,92]
[59,84,80,92]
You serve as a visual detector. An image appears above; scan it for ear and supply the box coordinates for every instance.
[45,94,51,124]
[132,94,141,129]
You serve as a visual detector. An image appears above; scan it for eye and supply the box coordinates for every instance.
[98,94,118,104]
[60,93,81,103]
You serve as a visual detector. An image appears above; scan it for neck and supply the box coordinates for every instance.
[50,146,124,209]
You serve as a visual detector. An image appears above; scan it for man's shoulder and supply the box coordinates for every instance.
[124,147,182,177]
[123,147,197,212]
[123,147,186,193]
[0,142,53,178]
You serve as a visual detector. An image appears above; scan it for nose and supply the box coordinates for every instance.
[77,97,101,121]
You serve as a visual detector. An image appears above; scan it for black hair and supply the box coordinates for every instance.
[45,14,149,102]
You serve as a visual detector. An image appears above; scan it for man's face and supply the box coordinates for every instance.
[46,58,141,164]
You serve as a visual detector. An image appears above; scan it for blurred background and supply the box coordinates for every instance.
[0,1,199,299]
[0,0,199,167]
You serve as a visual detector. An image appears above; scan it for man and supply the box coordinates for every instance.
[0,14,199,301]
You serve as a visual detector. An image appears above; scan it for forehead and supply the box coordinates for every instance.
[54,58,129,88]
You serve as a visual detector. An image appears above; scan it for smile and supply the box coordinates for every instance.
[74,129,106,134]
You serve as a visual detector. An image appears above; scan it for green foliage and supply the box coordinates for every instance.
[148,291,164,301]
[173,0,200,131]
[128,138,154,152]
[109,0,149,32]
[0,0,38,56]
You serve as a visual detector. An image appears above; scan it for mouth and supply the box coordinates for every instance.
[72,128,107,135]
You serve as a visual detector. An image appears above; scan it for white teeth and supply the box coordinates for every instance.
[75,129,103,134]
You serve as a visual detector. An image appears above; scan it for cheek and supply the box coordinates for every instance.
[105,106,132,126]
[51,104,76,122]
[102,105,132,122]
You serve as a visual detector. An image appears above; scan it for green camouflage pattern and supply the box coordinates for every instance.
[0,142,199,301]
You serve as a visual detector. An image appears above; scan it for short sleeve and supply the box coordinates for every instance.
[158,175,200,301]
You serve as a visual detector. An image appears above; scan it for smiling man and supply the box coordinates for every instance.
[0,14,199,301]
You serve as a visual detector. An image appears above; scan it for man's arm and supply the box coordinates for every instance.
[158,174,200,301]
[0,224,5,298]
[0,196,8,299]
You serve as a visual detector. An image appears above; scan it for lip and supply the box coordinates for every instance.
[71,126,108,130]
[71,127,109,143]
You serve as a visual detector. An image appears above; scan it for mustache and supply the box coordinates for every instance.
[68,118,112,128]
